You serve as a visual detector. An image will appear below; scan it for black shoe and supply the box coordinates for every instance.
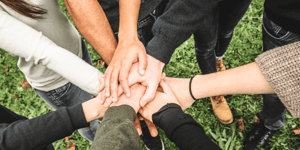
[140,120,165,150]
[243,121,277,150]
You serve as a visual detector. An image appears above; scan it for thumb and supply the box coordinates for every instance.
[159,80,174,95]
[140,84,156,107]
[96,76,105,93]
[138,52,147,76]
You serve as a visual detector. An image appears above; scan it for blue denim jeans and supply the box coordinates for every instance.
[259,13,300,130]
[194,0,252,74]
[34,39,99,142]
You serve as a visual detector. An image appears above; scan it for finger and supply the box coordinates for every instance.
[110,64,121,102]
[145,119,158,137]
[160,80,174,96]
[117,71,140,96]
[99,90,107,105]
[140,84,157,107]
[104,97,113,108]
[96,76,105,93]
[104,67,113,97]
[138,52,147,76]
[161,72,166,80]
[119,61,132,97]
[134,116,142,135]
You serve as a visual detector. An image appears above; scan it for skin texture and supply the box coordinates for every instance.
[139,80,180,122]
[164,62,274,110]
[104,0,147,103]
[64,0,116,64]
[65,0,164,137]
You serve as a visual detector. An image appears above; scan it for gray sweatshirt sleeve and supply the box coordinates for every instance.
[90,105,140,150]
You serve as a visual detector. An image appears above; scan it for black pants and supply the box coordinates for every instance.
[194,0,252,74]
[258,13,300,130]
[0,105,54,150]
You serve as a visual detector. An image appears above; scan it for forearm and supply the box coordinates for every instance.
[0,11,103,95]
[118,0,141,39]
[0,104,88,150]
[64,0,117,64]
[146,0,220,64]
[152,103,220,150]
[90,105,140,150]
[192,62,274,99]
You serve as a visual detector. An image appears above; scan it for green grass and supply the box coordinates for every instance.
[0,0,299,149]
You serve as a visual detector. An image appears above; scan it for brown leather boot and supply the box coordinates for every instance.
[210,96,233,124]
[210,59,233,124]
[216,59,226,72]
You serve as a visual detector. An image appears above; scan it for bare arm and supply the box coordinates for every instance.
[165,62,274,109]
[64,0,117,64]
[103,0,146,103]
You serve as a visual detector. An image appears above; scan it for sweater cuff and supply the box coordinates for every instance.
[255,41,300,118]
[102,105,137,122]
[146,36,178,64]
[67,104,89,130]
[152,103,201,140]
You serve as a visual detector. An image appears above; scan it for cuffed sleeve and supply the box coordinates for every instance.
[255,41,300,118]
[90,105,140,150]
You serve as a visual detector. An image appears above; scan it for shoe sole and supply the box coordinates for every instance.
[144,139,165,150]
[215,113,234,124]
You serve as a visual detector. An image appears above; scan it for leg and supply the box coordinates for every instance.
[260,13,300,129]
[243,12,300,150]
[216,0,252,59]
[34,39,99,142]
[194,5,219,75]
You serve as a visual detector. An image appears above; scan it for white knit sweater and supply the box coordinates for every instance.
[0,1,103,95]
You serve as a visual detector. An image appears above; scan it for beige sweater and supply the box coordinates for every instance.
[0,1,103,95]
[256,41,300,118]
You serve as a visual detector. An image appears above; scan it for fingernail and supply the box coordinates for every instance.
[152,130,157,136]
[104,103,108,107]
[126,93,130,97]
[113,98,116,102]
[141,70,145,75]
[106,92,110,97]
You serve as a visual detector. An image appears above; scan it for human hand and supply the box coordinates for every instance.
[103,38,147,102]
[164,77,195,110]
[82,93,108,123]
[119,55,165,107]
[133,115,158,137]
[139,80,179,122]
[99,55,165,107]
[110,83,146,113]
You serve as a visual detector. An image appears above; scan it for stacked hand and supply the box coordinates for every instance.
[98,55,165,108]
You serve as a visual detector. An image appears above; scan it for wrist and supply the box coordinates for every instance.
[147,54,165,70]
[118,31,138,41]
[82,99,107,123]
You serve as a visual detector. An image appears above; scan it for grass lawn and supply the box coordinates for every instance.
[0,0,300,149]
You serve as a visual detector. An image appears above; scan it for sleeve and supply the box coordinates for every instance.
[255,41,300,118]
[90,105,140,150]
[0,104,88,150]
[152,103,221,150]
[0,11,103,96]
[146,0,220,64]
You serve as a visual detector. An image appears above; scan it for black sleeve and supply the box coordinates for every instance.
[152,103,221,150]
[0,104,88,150]
[146,0,221,64]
